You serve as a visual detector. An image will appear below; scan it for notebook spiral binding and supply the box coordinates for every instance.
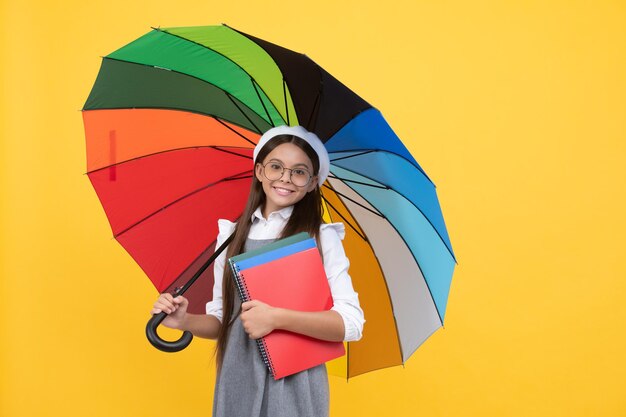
[228,259,276,378]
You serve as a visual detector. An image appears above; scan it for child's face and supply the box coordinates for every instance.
[255,142,318,217]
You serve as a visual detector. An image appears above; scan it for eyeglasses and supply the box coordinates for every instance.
[261,161,313,187]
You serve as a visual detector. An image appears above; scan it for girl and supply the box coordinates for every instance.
[151,125,365,417]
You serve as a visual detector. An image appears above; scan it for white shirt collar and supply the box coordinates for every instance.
[251,205,294,222]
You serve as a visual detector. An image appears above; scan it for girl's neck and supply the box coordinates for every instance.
[261,204,293,220]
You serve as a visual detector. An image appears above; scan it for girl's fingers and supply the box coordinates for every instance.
[152,294,186,315]
[151,306,172,314]
[242,300,256,311]
[154,301,177,314]
[173,295,188,305]
[154,300,174,310]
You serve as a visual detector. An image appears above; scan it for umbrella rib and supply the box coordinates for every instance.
[329,147,431,183]
[212,146,254,160]
[224,92,263,134]
[322,184,384,218]
[330,150,375,163]
[307,59,326,132]
[331,178,446,326]
[306,89,322,132]
[85,145,253,174]
[251,79,275,127]
[320,195,368,241]
[224,174,253,181]
[327,174,389,190]
[113,169,252,238]
[154,27,289,127]
[283,79,290,125]
[213,117,258,146]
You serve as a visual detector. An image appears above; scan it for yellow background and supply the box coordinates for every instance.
[2,0,625,416]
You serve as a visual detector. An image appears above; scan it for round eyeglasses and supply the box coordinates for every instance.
[262,162,313,187]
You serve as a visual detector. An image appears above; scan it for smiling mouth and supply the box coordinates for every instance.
[272,186,295,196]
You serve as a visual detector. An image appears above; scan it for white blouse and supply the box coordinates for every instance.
[205,205,365,342]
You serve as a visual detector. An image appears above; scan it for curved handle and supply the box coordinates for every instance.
[145,233,234,353]
[145,311,193,353]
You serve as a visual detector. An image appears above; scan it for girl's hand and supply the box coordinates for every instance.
[151,293,188,330]
[240,300,277,339]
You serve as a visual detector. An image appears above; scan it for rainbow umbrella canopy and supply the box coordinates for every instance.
[82,24,456,378]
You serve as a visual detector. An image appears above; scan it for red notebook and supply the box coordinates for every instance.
[228,234,345,379]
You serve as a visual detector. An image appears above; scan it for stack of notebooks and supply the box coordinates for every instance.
[228,232,345,380]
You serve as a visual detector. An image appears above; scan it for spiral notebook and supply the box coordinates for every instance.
[228,232,345,380]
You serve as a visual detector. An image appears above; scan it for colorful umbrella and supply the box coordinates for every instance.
[82,24,456,378]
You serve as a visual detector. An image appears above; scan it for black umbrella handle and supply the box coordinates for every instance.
[145,233,235,353]
[146,311,194,352]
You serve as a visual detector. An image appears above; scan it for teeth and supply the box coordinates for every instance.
[273,187,293,196]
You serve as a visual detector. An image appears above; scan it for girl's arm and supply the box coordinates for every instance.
[241,300,345,341]
[152,294,221,340]
[178,313,222,340]
[274,308,345,341]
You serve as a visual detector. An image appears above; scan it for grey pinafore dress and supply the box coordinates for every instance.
[212,238,330,417]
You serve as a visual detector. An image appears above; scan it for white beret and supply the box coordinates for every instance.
[253,125,330,186]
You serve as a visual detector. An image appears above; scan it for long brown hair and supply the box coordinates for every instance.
[215,134,324,369]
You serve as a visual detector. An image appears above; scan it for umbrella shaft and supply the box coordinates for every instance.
[174,233,235,296]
